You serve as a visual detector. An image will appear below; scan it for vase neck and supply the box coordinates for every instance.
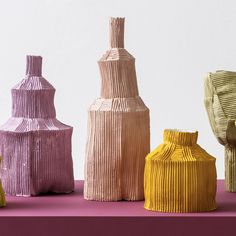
[109,17,125,48]
[98,17,139,98]
[164,129,198,146]
[26,55,42,76]
[11,55,56,118]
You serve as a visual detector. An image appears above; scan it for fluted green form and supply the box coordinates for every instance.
[144,130,217,212]
[204,71,236,192]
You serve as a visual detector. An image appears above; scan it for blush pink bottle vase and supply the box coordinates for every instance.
[84,17,150,201]
[0,55,74,196]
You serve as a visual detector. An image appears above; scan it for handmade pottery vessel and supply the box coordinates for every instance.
[0,157,5,206]
[144,129,217,212]
[0,55,74,196]
[84,17,150,201]
[204,70,236,192]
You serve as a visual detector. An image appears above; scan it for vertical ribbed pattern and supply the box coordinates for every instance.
[0,55,74,196]
[99,60,139,98]
[84,18,150,201]
[0,157,6,207]
[12,89,56,118]
[204,71,236,191]
[26,56,42,76]
[85,108,149,201]
[225,145,236,191]
[0,181,6,207]
[144,130,217,212]
[12,56,56,118]
[110,17,125,48]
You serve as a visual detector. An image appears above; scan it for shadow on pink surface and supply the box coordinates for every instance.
[0,180,235,236]
[0,180,235,217]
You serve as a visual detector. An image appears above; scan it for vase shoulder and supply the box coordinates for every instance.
[146,130,215,162]
[99,48,134,62]
[146,143,215,162]
[12,76,55,91]
[0,118,72,133]
[88,96,149,112]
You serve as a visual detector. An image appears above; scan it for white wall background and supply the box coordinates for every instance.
[0,0,235,179]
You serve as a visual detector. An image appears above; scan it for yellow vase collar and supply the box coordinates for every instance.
[163,129,198,146]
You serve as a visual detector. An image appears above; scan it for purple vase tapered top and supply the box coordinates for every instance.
[0,55,74,196]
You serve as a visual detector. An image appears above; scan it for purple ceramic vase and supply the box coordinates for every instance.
[0,55,74,196]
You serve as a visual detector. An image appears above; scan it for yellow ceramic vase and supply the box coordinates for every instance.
[0,181,5,207]
[0,157,6,207]
[144,129,217,212]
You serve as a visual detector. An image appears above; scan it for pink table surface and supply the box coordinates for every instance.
[0,180,235,236]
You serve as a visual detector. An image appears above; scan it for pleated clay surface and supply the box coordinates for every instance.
[84,18,150,201]
[144,130,217,212]
[0,56,74,196]
[204,71,236,191]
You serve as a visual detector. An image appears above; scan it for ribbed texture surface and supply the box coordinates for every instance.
[0,181,6,207]
[12,89,56,118]
[204,71,236,191]
[99,59,139,98]
[144,130,217,212]
[109,17,125,48]
[12,60,56,118]
[0,118,70,132]
[0,55,74,196]
[89,96,147,112]
[26,55,42,76]
[210,71,236,118]
[0,157,6,207]
[85,101,149,201]
[164,129,198,145]
[84,17,150,201]
[100,48,133,61]
[225,146,236,191]
[0,130,74,196]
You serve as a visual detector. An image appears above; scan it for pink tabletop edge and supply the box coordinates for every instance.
[0,180,234,217]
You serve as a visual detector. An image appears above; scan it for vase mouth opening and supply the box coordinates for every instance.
[166,129,197,133]
[209,70,236,76]
[109,17,125,49]
[164,129,198,146]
